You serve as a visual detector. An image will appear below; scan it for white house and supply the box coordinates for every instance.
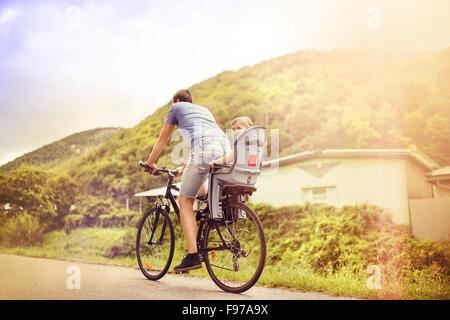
[251,149,440,226]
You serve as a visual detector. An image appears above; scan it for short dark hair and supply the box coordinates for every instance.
[172,89,193,104]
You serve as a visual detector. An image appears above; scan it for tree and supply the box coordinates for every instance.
[2,166,80,231]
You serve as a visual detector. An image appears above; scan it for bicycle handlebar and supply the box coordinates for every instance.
[139,161,178,177]
[139,160,230,177]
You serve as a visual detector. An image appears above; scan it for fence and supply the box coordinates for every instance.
[409,198,450,242]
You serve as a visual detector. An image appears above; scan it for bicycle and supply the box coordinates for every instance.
[136,161,266,293]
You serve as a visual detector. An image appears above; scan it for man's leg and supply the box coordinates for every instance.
[178,195,197,253]
[197,182,208,197]
[174,154,207,271]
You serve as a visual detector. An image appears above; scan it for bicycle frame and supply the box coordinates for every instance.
[158,177,233,256]
[139,162,240,257]
[149,175,207,248]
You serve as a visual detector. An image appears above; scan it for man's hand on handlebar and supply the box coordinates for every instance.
[139,161,179,177]
[144,161,159,175]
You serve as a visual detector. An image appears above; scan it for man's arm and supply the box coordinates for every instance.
[145,122,175,173]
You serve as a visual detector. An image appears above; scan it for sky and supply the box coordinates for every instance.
[0,0,449,165]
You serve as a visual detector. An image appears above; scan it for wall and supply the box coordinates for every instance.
[409,198,450,242]
[404,159,433,199]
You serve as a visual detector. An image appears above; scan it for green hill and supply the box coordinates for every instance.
[50,48,450,209]
[0,127,121,174]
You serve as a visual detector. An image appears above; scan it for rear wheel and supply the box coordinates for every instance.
[203,202,266,293]
[136,207,174,280]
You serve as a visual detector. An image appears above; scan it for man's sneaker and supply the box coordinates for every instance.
[173,253,202,272]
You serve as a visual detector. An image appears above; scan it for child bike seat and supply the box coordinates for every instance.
[208,126,267,220]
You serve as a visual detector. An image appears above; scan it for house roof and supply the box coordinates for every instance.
[426,166,450,181]
[135,183,180,197]
[261,148,440,171]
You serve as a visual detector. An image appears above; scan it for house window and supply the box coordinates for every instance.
[302,186,337,205]
[312,187,327,202]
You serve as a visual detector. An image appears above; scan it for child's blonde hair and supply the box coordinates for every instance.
[231,116,253,128]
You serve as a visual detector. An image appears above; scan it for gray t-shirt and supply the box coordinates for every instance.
[165,102,229,149]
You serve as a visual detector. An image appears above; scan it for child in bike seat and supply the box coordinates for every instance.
[207,116,253,169]
[199,116,254,196]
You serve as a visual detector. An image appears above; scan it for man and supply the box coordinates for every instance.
[145,89,231,272]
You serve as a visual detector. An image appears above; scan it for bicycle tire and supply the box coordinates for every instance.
[202,202,266,293]
[136,207,175,280]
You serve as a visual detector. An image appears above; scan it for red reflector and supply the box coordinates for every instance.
[248,154,257,166]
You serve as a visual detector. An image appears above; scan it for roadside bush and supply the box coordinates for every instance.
[71,196,120,227]
[102,229,135,259]
[0,211,45,247]
[64,214,84,233]
[251,202,450,279]
[64,196,140,233]
[98,210,139,228]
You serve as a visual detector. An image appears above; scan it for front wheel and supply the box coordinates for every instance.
[203,202,266,293]
[136,207,175,280]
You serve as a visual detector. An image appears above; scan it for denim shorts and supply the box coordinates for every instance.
[180,139,231,198]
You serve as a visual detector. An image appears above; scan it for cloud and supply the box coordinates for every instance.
[0,7,19,24]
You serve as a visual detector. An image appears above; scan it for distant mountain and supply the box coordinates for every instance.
[0,127,121,174]
[61,48,450,209]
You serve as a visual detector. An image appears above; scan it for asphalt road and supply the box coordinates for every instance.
[0,254,357,300]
